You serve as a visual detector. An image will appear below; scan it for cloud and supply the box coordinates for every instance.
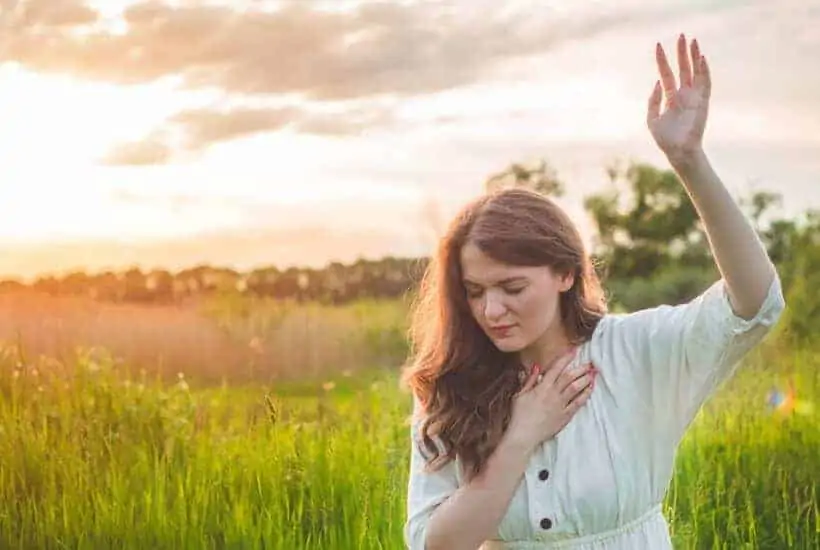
[101,102,395,165]
[11,0,792,166]
[4,0,98,28]
[2,0,689,100]
[169,106,298,150]
[102,131,174,165]
[295,106,394,136]
[101,107,302,166]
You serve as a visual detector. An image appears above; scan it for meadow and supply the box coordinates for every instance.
[0,290,817,549]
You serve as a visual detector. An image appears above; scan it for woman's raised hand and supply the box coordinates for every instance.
[647,33,712,165]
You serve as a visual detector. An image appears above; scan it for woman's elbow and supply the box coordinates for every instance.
[404,517,429,550]
[405,519,457,550]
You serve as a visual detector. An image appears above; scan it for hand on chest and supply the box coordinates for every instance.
[497,373,655,540]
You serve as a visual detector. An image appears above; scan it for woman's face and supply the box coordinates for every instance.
[459,241,573,354]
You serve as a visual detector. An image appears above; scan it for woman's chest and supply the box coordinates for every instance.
[493,366,655,542]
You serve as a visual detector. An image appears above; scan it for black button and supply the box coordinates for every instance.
[538,469,549,481]
[540,517,553,530]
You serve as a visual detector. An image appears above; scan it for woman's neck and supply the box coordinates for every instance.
[519,323,574,371]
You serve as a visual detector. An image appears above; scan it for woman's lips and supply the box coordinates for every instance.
[489,324,516,337]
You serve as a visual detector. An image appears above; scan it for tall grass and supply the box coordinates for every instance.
[0,290,409,384]
[0,292,817,549]
[0,345,411,549]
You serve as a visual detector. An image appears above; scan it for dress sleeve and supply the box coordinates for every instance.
[603,271,786,444]
[404,396,460,550]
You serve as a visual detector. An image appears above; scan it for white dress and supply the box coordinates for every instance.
[404,274,786,549]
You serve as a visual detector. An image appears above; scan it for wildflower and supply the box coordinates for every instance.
[322,381,335,391]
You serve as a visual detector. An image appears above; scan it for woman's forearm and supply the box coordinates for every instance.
[670,148,777,319]
[424,434,532,550]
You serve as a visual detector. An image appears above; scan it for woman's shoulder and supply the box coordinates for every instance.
[589,291,711,341]
[590,274,786,346]
[582,307,670,359]
[576,313,629,364]
[587,309,647,342]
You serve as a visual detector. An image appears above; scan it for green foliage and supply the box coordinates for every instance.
[582,159,818,348]
[582,160,715,311]
[770,210,820,346]
[0,339,817,548]
[585,160,709,283]
[604,264,718,312]
[485,159,565,197]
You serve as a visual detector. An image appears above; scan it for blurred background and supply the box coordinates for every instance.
[0,1,817,548]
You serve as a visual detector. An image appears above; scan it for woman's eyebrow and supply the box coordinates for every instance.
[463,276,527,286]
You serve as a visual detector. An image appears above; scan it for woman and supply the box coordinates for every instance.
[400,35,786,549]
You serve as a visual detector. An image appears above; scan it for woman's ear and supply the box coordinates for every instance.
[559,272,575,293]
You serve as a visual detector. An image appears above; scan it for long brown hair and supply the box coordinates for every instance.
[401,188,608,480]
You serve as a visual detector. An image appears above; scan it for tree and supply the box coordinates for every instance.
[764,209,820,345]
[60,271,91,296]
[485,159,564,197]
[146,269,174,302]
[584,160,708,284]
[741,189,782,231]
[122,267,149,302]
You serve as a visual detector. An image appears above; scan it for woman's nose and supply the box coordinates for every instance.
[484,296,506,320]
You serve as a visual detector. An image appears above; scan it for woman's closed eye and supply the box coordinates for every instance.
[466,286,526,299]
[465,288,483,299]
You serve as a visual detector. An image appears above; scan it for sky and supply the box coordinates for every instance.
[0,0,818,280]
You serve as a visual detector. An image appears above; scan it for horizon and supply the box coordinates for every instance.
[2,0,818,281]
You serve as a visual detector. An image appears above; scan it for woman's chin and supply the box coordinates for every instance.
[492,335,525,352]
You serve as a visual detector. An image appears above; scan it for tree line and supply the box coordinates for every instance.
[2,158,817,339]
[0,257,428,305]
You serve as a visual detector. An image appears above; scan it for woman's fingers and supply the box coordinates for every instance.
[557,361,595,392]
[647,80,662,124]
[677,33,693,88]
[566,382,594,411]
[697,54,711,100]
[538,347,578,387]
[656,42,677,108]
[562,370,594,400]
[690,38,702,77]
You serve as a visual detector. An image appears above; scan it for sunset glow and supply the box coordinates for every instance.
[1,0,818,278]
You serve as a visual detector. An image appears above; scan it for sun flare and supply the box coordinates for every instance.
[0,65,185,169]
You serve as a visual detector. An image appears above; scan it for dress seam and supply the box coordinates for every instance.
[489,503,665,549]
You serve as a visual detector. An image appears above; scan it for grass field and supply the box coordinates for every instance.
[0,291,817,549]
